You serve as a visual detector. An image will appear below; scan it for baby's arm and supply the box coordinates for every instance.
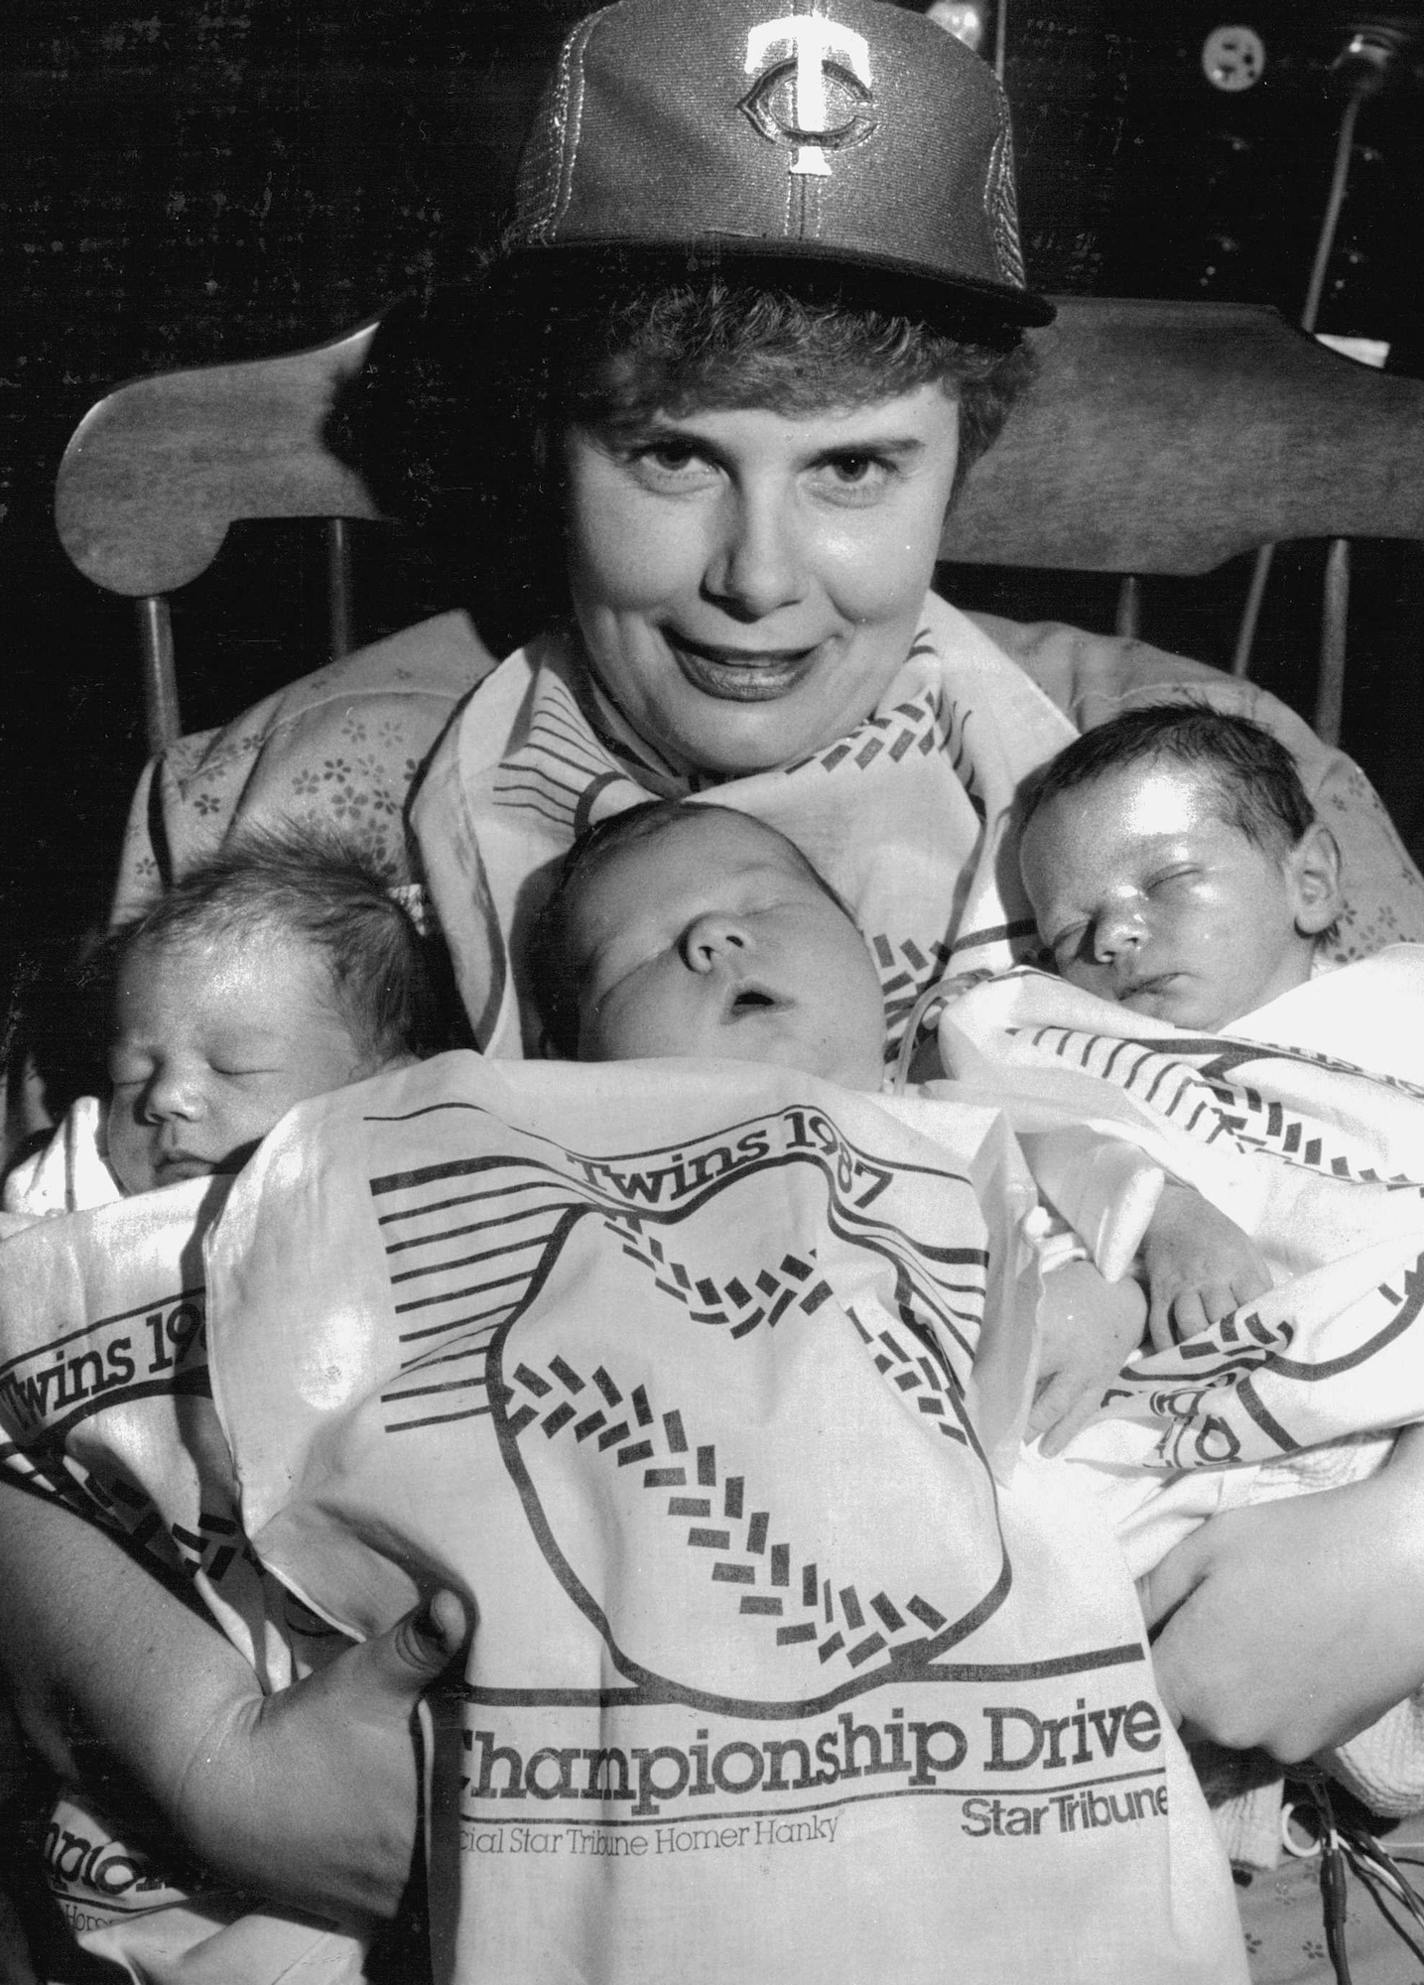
[1029,1180,1270,1453]
[1139,1180,1272,1349]
[1029,1259,1148,1457]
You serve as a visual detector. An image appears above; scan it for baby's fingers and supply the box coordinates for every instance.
[1160,1285,1242,1342]
[1030,1370,1107,1457]
[1038,1386,1112,1458]
[1027,1369,1079,1441]
[1192,1281,1260,1330]
[1147,1292,1183,1352]
[1231,1260,1273,1308]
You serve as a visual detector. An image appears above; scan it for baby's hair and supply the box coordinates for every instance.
[106,827,461,1064]
[528,799,855,1060]
[1019,704,1318,854]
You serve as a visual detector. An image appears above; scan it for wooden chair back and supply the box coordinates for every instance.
[940,296,1424,743]
[55,297,1424,753]
[55,320,381,753]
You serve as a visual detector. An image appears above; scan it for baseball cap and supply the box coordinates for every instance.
[498,0,1053,333]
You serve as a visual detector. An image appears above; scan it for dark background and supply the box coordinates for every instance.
[5,0,1424,1081]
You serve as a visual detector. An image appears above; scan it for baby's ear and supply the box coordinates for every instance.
[1288,822,1344,934]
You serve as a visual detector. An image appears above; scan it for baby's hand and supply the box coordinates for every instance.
[1140,1180,1272,1349]
[1029,1260,1148,1457]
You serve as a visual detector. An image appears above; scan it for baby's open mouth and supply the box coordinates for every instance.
[728,986,779,1014]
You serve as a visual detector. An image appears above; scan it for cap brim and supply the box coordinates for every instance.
[489,238,1055,338]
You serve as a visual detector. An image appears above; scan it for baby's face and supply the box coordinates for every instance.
[566,810,887,1089]
[106,930,375,1194]
[1019,762,1340,1033]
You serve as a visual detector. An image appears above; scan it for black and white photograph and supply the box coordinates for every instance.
[3,4,1424,1979]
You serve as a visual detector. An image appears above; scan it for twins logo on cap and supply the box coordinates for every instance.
[740,16,876,178]
[505,0,1054,331]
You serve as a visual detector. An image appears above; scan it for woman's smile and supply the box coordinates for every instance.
[665,630,820,701]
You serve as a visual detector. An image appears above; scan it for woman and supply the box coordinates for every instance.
[7,0,1424,1975]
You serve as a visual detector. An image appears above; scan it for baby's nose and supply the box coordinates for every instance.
[1092,904,1147,963]
[681,913,750,972]
[142,1067,202,1121]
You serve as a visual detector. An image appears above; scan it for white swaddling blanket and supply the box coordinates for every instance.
[205,1051,1245,1985]
[939,952,1424,1489]
[941,951,1424,1822]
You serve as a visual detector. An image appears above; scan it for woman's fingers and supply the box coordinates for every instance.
[371,1590,470,1697]
[1141,1469,1424,1761]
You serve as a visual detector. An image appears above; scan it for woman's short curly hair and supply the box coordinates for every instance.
[330,265,1036,645]
[547,275,1034,492]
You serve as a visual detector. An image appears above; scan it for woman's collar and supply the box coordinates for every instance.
[562,625,755,797]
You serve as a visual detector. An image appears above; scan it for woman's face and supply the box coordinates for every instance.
[561,384,960,778]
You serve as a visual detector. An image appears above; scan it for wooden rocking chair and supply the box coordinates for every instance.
[55,294,1424,756]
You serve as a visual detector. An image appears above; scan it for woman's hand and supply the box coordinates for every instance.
[1141,1424,1424,1759]
[0,1486,467,1923]
[166,1589,469,1922]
